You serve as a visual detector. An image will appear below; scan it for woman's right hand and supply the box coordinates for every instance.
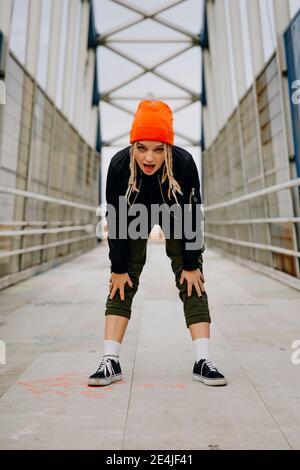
[109,273,133,301]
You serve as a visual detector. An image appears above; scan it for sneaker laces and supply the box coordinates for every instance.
[203,360,218,372]
[96,357,114,377]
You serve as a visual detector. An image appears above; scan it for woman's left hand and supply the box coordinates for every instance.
[179,269,205,297]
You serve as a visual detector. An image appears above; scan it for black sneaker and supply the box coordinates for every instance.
[193,359,227,386]
[88,356,123,386]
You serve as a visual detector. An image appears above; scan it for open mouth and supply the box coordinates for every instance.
[143,163,155,171]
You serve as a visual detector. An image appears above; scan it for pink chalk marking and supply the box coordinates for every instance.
[114,380,127,385]
[17,382,39,391]
[80,390,105,398]
[17,381,32,386]
[175,384,186,389]
[16,374,121,398]
[84,384,113,391]
[53,391,69,397]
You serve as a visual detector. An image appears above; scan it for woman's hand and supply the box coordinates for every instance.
[179,269,205,297]
[109,272,133,301]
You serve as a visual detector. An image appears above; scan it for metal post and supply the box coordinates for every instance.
[25,0,42,77]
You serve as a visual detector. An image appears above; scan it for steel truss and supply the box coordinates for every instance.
[96,0,202,146]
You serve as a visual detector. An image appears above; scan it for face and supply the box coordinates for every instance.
[134,141,165,175]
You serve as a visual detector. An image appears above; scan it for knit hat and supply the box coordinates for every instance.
[129,100,174,146]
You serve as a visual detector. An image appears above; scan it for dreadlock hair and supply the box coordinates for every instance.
[125,141,183,206]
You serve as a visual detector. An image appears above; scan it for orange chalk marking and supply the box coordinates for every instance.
[17,373,123,398]
[175,384,186,389]
[80,390,105,398]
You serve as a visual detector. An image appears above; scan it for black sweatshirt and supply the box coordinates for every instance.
[105,145,204,274]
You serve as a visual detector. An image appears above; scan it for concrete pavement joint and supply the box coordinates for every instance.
[215,320,293,450]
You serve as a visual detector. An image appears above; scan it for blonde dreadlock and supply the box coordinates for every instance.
[125,142,140,204]
[125,141,183,206]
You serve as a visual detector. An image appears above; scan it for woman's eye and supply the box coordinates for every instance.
[137,147,163,153]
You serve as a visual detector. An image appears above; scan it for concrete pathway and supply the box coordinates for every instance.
[0,242,300,449]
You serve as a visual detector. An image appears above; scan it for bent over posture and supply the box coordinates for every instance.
[88,100,227,387]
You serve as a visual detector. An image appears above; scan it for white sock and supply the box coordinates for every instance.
[103,339,121,361]
[193,338,210,362]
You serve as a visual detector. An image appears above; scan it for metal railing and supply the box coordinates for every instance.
[3,177,299,258]
[0,185,99,258]
[204,177,300,259]
[0,51,102,288]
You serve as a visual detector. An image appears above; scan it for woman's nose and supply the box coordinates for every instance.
[145,151,155,161]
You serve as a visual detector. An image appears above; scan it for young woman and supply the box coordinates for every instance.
[88,100,227,387]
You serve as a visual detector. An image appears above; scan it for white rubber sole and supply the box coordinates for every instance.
[193,373,227,387]
[88,373,123,387]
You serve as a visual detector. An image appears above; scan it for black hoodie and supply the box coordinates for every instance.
[105,145,205,273]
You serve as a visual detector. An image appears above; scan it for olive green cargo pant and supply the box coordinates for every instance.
[105,236,211,328]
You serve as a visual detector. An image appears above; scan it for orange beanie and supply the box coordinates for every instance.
[129,100,174,146]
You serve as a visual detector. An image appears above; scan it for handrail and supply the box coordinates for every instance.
[206,217,300,225]
[204,178,300,260]
[0,234,96,259]
[204,178,300,212]
[0,185,97,212]
[0,225,94,237]
[0,186,100,255]
[0,221,88,226]
[204,232,300,258]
